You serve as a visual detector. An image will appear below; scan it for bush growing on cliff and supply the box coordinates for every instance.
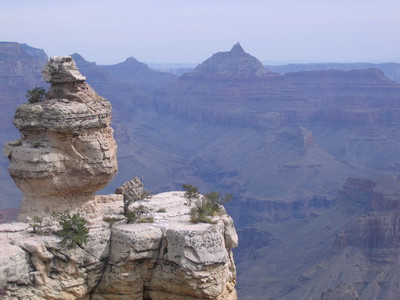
[52,211,89,249]
[126,205,154,223]
[26,87,46,103]
[183,184,199,204]
[29,216,44,234]
[102,216,123,228]
[190,192,232,224]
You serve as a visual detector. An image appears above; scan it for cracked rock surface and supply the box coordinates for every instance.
[0,192,238,299]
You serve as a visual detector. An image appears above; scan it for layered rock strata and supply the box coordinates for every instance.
[3,56,118,221]
[0,192,238,299]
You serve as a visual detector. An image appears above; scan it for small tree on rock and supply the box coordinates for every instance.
[29,216,44,234]
[26,87,46,103]
[183,184,199,204]
[52,211,89,249]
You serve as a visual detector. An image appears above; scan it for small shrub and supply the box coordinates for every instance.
[126,205,150,224]
[102,216,122,227]
[29,216,44,234]
[190,192,232,224]
[138,216,155,223]
[26,87,46,103]
[52,211,89,249]
[183,184,199,203]
[123,189,152,217]
[190,205,214,224]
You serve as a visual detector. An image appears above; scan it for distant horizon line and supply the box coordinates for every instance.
[3,40,400,67]
[146,60,400,68]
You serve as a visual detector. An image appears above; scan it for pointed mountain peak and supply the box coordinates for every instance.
[119,57,151,71]
[70,53,94,67]
[188,44,268,77]
[70,53,86,62]
[125,57,140,63]
[231,42,245,54]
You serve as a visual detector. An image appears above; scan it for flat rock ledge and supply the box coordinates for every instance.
[0,191,238,300]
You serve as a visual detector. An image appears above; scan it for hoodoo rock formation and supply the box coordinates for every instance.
[0,56,238,299]
[3,56,118,221]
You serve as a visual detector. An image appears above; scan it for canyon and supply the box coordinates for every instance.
[1,41,400,299]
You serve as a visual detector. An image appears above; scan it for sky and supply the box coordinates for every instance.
[1,0,399,65]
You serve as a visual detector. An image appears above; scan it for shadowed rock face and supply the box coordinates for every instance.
[3,56,118,221]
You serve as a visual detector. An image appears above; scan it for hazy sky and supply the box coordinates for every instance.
[1,0,399,64]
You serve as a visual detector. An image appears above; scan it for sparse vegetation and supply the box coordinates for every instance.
[51,211,89,249]
[123,189,152,217]
[26,87,46,103]
[138,216,155,223]
[126,205,153,223]
[183,184,199,204]
[102,216,123,227]
[190,192,232,224]
[29,216,44,234]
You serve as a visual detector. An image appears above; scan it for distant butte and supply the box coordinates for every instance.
[187,43,269,77]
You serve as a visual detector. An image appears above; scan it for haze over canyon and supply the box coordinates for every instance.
[1,41,400,299]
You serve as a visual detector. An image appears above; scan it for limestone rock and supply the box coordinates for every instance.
[42,56,86,83]
[115,176,145,202]
[0,192,238,300]
[0,223,111,299]
[92,192,238,300]
[3,56,118,221]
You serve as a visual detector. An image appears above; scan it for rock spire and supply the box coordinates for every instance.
[230,42,245,53]
[3,56,118,221]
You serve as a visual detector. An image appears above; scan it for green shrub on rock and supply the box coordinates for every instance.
[29,216,44,234]
[52,211,89,249]
[190,192,232,224]
[126,205,151,224]
[26,87,46,103]
[102,216,123,227]
[183,184,199,204]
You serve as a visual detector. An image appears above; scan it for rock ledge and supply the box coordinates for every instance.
[0,192,237,299]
